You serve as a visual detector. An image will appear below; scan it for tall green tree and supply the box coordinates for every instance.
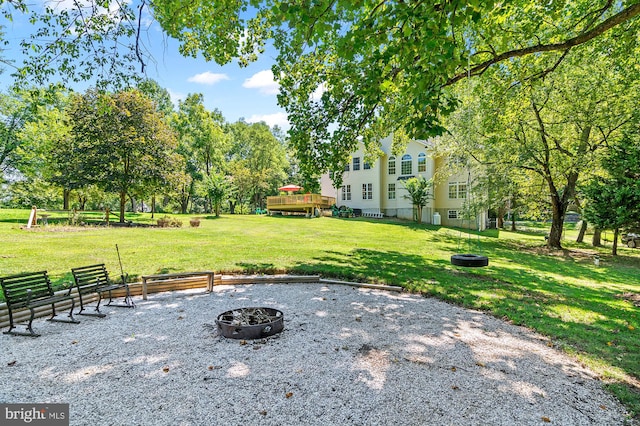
[438,36,639,249]
[228,121,288,211]
[201,172,231,217]
[137,79,174,116]
[0,89,38,176]
[16,98,80,209]
[170,94,228,213]
[402,176,433,224]
[583,130,640,255]
[67,89,182,222]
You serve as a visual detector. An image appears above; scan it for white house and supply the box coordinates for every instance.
[320,136,487,229]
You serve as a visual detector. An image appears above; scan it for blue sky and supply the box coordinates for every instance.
[0,2,288,129]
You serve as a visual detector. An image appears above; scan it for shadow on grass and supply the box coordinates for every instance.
[234,262,279,274]
[289,246,639,415]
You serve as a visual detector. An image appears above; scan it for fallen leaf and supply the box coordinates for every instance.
[285,392,293,398]
[541,416,551,422]
[355,317,362,322]
[162,366,170,373]
[71,340,78,344]
[607,341,613,346]
[240,340,247,345]
[451,367,457,372]
[599,405,607,410]
[208,366,214,371]
[7,360,17,366]
[259,410,267,416]
[177,316,184,320]
[547,342,553,348]
[475,362,486,367]
[451,385,459,390]
[628,325,635,331]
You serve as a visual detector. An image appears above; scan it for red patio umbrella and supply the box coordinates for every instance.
[278,184,303,193]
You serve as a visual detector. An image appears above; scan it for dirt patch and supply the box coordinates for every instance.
[618,293,640,307]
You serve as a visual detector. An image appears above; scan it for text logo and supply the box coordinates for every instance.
[1,404,69,426]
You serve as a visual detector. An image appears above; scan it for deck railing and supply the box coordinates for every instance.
[266,194,336,207]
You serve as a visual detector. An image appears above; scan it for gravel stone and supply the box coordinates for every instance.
[0,283,631,425]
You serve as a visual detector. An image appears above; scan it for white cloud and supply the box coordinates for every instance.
[187,72,230,85]
[311,83,327,102]
[167,88,186,109]
[246,112,289,129]
[242,70,279,95]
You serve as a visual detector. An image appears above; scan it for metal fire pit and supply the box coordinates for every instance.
[216,307,284,339]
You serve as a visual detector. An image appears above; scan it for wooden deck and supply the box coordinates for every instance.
[266,194,336,215]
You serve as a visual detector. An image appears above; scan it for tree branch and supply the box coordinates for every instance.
[446,2,640,87]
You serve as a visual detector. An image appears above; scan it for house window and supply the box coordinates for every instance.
[418,153,427,172]
[448,182,468,199]
[362,183,373,200]
[388,156,396,175]
[388,183,396,200]
[448,210,459,219]
[353,157,360,171]
[363,161,371,170]
[344,163,350,172]
[342,185,351,201]
[448,182,457,199]
[458,182,467,198]
[401,154,412,175]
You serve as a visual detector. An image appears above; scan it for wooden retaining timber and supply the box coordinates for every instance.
[318,278,403,292]
[1,274,403,330]
[141,272,215,300]
[219,274,320,285]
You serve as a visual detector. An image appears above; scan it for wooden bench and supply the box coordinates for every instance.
[141,271,215,300]
[0,271,80,337]
[71,264,135,316]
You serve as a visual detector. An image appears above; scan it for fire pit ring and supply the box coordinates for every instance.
[216,307,284,339]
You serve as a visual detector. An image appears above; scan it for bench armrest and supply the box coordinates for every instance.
[63,281,75,296]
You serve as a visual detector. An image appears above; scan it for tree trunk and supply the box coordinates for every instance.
[151,195,156,219]
[592,228,602,246]
[510,212,516,231]
[229,200,236,214]
[576,220,588,243]
[612,228,619,256]
[130,196,136,213]
[179,191,189,214]
[63,189,70,210]
[547,194,566,249]
[497,206,505,228]
[119,191,126,223]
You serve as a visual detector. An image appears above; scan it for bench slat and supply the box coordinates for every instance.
[71,263,134,312]
[0,271,79,336]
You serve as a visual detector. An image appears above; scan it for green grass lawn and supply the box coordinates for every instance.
[1,208,639,419]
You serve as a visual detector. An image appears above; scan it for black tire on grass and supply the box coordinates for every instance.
[450,254,489,267]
